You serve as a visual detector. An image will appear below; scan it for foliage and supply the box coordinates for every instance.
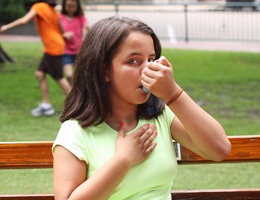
[0,0,26,23]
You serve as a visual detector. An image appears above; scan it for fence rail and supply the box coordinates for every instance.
[81,2,260,43]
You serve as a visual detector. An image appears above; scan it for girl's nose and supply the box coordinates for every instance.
[141,59,153,74]
[141,62,149,74]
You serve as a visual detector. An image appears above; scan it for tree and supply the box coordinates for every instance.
[0,44,16,63]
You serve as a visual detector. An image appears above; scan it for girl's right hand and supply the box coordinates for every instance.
[63,31,74,39]
[114,123,157,167]
[141,56,180,104]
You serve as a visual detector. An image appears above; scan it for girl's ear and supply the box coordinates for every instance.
[105,76,110,82]
[104,72,110,82]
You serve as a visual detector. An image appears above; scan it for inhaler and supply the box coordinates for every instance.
[142,86,159,115]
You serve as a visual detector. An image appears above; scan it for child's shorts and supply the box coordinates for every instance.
[38,53,63,80]
[62,53,77,66]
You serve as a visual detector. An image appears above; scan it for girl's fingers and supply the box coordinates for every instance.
[141,73,153,86]
[143,62,161,74]
[139,125,156,141]
[145,142,157,155]
[117,122,126,139]
[157,56,172,67]
[143,131,157,149]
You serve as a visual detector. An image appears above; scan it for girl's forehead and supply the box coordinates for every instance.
[118,32,154,54]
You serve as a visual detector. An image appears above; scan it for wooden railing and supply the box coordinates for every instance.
[0,135,259,199]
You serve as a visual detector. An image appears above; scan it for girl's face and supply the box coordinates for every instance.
[106,31,155,108]
[65,0,78,17]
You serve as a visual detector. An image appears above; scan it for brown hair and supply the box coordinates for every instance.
[61,0,84,16]
[60,16,165,128]
[37,0,56,7]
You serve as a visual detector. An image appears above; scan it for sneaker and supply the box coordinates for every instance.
[31,104,55,117]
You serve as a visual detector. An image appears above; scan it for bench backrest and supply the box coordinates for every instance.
[0,135,260,199]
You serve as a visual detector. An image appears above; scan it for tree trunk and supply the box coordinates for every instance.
[0,43,16,63]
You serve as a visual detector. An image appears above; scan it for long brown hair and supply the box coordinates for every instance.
[37,0,56,7]
[61,0,84,16]
[60,16,165,128]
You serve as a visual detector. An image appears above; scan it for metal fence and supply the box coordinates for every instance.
[81,2,260,43]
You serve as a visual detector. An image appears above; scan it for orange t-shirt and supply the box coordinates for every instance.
[31,3,64,56]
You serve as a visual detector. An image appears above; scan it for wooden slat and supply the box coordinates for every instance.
[0,142,53,169]
[1,189,260,200]
[0,136,260,169]
[171,188,260,199]
[179,135,260,164]
[0,137,259,199]
[0,194,54,200]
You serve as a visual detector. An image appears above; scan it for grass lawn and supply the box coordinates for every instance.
[0,41,259,194]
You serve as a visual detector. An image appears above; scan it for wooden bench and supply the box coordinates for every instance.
[0,135,260,199]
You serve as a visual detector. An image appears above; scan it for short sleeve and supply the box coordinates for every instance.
[52,120,89,164]
[80,16,87,26]
[31,3,40,13]
[164,105,175,128]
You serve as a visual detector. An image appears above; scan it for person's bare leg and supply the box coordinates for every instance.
[31,70,54,117]
[35,70,50,103]
[64,64,73,84]
[56,78,71,95]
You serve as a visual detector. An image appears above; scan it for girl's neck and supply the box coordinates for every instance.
[66,15,74,21]
[105,105,138,132]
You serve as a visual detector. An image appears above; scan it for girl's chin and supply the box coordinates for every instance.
[139,94,150,104]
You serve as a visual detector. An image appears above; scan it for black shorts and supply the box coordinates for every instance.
[38,53,63,80]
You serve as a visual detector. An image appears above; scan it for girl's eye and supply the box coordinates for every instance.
[148,58,154,62]
[128,59,138,64]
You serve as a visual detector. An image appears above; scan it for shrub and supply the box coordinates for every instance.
[0,0,26,23]
[0,0,37,23]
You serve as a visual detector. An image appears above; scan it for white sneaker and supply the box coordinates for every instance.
[31,104,55,117]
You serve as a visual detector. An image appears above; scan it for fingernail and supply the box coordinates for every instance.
[153,125,156,129]
[155,60,159,63]
[154,143,157,146]
[154,132,157,136]
[120,122,124,126]
[147,123,150,127]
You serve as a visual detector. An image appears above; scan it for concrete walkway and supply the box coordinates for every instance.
[1,34,260,53]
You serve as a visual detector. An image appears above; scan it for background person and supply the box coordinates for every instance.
[52,16,231,200]
[60,0,89,83]
[0,0,71,117]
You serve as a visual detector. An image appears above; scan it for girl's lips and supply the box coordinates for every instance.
[139,86,146,92]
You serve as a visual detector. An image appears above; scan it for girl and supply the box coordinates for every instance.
[60,0,89,83]
[0,0,71,117]
[52,16,231,200]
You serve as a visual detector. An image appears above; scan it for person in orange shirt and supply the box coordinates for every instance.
[0,0,71,117]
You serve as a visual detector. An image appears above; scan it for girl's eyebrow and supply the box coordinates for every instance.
[126,52,156,57]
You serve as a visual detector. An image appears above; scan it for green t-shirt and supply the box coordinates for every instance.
[53,106,178,200]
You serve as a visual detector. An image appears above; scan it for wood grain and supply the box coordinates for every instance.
[179,135,260,164]
[0,142,53,169]
[0,136,259,199]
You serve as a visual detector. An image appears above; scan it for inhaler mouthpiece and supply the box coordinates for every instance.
[142,86,150,93]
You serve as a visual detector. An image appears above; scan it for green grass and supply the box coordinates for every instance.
[0,42,260,194]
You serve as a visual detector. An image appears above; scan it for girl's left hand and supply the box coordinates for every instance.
[0,25,8,33]
[141,56,180,103]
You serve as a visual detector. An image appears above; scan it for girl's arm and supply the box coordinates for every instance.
[53,123,157,200]
[168,89,231,161]
[58,18,65,35]
[0,10,37,33]
[58,18,74,39]
[83,24,90,34]
[141,57,231,162]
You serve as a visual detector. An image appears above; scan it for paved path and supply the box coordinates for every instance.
[1,34,260,53]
